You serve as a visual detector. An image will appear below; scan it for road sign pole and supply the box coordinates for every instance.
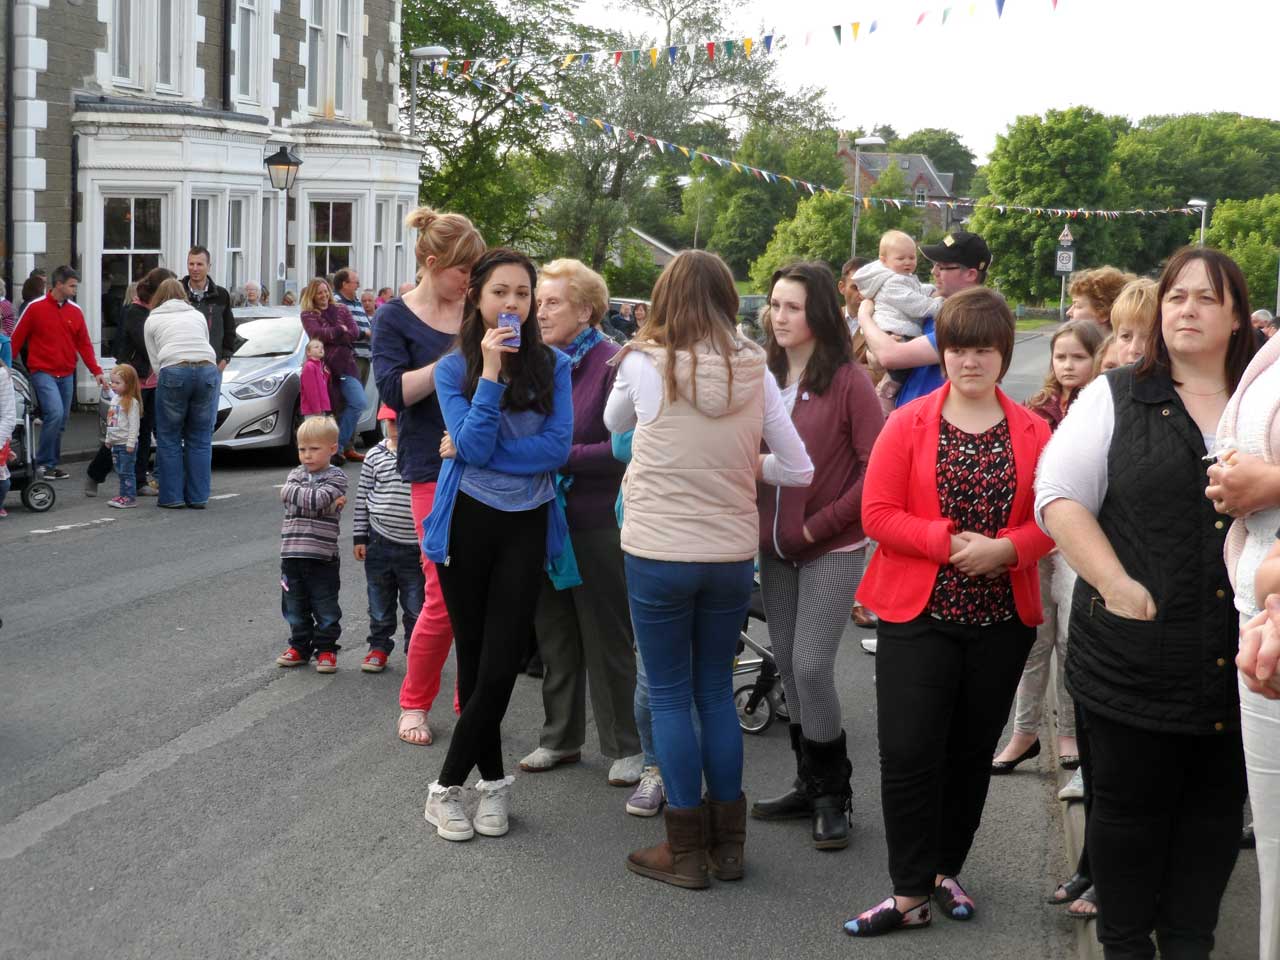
[1060,276,1066,322]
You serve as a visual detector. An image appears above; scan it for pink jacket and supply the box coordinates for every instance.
[300,357,331,416]
[1219,333,1280,590]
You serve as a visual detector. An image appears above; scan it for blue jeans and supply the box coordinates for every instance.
[156,364,218,506]
[634,642,701,770]
[624,554,753,809]
[364,530,425,653]
[0,477,10,509]
[336,374,365,451]
[30,372,75,468]
[281,556,343,654]
[111,445,137,500]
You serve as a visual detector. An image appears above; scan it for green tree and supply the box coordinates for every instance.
[891,128,978,195]
[970,106,1132,302]
[603,233,664,297]
[1202,193,1280,312]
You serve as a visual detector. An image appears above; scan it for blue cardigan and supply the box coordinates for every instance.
[421,347,575,575]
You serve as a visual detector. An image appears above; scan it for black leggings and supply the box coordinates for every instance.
[876,614,1034,897]
[1080,705,1246,960]
[435,493,547,787]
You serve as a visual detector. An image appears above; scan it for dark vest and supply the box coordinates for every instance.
[1067,366,1238,735]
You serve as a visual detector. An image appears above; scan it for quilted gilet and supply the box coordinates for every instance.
[1066,367,1240,735]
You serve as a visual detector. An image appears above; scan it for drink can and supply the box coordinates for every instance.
[498,312,521,348]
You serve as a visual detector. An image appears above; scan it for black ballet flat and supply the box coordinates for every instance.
[990,739,1041,775]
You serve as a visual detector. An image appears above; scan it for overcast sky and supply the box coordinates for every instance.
[576,0,1280,163]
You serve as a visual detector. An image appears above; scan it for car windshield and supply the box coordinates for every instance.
[233,317,302,358]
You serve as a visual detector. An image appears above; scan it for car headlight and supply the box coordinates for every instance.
[229,372,288,400]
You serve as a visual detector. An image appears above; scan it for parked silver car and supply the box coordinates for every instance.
[215,307,380,450]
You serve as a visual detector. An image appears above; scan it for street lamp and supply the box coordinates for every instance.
[409,45,451,137]
[264,146,302,303]
[1188,198,1208,246]
[851,135,886,258]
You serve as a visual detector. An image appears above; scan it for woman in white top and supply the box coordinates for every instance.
[145,279,219,509]
[604,250,812,890]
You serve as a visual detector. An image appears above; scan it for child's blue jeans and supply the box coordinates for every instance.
[624,554,752,809]
[112,445,137,499]
[281,557,343,655]
[364,530,425,653]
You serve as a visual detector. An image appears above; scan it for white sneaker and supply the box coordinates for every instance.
[860,636,878,655]
[1058,768,1085,802]
[607,752,645,786]
[473,776,514,837]
[424,782,474,841]
[518,746,581,772]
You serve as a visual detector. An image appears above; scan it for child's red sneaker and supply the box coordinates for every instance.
[315,651,338,673]
[276,647,308,667]
[361,649,388,673]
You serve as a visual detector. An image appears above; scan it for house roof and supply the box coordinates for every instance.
[628,226,679,258]
[847,152,956,198]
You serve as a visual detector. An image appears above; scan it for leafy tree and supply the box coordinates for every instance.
[603,233,664,298]
[970,107,1132,302]
[891,128,978,195]
[1202,193,1280,313]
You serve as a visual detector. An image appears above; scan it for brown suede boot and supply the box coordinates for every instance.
[707,793,747,881]
[626,804,710,889]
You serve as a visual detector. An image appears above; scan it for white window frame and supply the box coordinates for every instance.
[307,197,358,280]
[100,193,165,353]
[393,199,408,288]
[303,0,360,118]
[109,0,189,96]
[373,199,389,290]
[226,197,248,294]
[915,186,928,205]
[190,195,215,252]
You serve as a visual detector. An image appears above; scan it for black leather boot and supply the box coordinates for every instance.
[804,731,852,850]
[750,723,811,821]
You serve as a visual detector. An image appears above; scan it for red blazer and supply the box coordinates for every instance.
[856,382,1055,626]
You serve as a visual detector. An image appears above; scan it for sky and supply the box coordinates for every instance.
[573,0,1280,164]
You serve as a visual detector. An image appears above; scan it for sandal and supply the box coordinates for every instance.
[843,896,931,937]
[397,709,432,746]
[1068,885,1098,920]
[1047,872,1092,905]
[933,877,976,921]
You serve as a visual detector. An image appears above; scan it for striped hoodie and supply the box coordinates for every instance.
[280,464,348,560]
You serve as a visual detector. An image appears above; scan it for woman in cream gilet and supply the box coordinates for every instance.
[604,250,812,889]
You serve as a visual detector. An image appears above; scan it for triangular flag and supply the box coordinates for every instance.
[614,50,623,65]
[706,41,716,61]
[561,54,576,69]
[869,20,878,33]
[668,46,678,64]
[592,117,604,130]
[678,146,690,158]
[852,21,860,41]
[995,0,1006,15]
[731,162,742,173]
[497,57,510,69]
[650,48,659,67]
[627,130,637,141]
[461,59,472,73]
[833,24,842,44]
[439,59,448,75]
[724,39,735,57]
[743,37,753,57]
[542,103,551,113]
[1052,0,1059,8]
[578,115,588,127]
[630,49,641,65]
[943,7,952,23]
[916,11,927,25]
[603,123,614,135]
[804,32,812,46]
[581,52,592,67]
[763,35,773,53]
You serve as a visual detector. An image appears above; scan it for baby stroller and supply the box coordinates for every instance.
[6,365,56,512]
[734,578,789,734]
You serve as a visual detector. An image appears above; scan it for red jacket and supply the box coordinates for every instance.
[856,382,1055,626]
[758,362,883,564]
[11,295,102,378]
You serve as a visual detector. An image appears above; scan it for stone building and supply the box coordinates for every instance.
[1,0,420,391]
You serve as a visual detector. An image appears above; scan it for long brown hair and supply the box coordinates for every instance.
[764,262,852,396]
[1135,247,1256,392]
[299,278,332,313]
[640,250,740,406]
[458,248,555,413]
[1026,319,1105,410]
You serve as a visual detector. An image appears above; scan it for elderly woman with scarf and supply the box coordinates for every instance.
[519,259,645,789]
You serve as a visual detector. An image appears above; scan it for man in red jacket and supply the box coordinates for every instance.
[10,266,108,478]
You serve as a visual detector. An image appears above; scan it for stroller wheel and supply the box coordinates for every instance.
[22,480,56,513]
[734,683,776,735]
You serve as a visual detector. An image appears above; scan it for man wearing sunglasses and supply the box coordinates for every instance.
[857,230,992,409]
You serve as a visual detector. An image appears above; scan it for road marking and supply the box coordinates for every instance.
[208,493,240,500]
[0,670,317,861]
[29,518,117,535]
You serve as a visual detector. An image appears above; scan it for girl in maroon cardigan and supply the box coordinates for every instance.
[844,287,1054,938]
[752,262,883,851]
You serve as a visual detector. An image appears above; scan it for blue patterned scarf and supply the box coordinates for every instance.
[565,326,604,369]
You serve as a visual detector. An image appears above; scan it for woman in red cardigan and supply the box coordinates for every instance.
[752,262,883,851]
[844,286,1054,938]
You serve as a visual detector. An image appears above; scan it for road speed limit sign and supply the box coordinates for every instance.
[1055,246,1076,276]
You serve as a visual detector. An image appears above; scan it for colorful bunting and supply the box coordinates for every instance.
[706,41,715,61]
[763,35,773,54]
[833,24,842,44]
[743,37,753,57]
[851,21,860,41]
[668,46,678,64]
[996,0,1007,15]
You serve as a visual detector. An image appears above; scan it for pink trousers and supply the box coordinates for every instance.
[399,482,459,715]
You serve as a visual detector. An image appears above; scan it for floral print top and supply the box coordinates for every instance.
[927,417,1017,625]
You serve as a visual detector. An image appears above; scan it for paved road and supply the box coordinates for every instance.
[0,334,1254,959]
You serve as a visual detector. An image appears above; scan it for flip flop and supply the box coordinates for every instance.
[398,709,432,746]
[1068,886,1098,920]
[1047,872,1092,905]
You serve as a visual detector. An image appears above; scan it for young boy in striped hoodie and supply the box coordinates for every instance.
[275,416,348,673]
[352,405,424,673]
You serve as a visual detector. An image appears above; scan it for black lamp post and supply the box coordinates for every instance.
[264,146,302,191]
[264,146,302,302]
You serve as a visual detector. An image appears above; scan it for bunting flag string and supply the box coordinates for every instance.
[426,0,1060,78]
[433,66,1194,222]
